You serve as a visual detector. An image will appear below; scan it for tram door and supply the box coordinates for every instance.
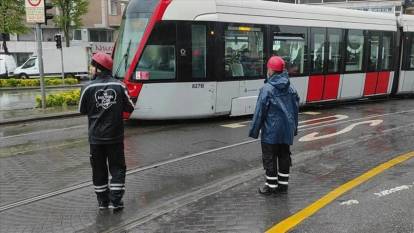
[307,28,342,102]
[363,31,393,96]
[177,23,216,116]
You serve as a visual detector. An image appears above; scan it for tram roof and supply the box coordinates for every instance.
[163,0,397,31]
[400,14,414,32]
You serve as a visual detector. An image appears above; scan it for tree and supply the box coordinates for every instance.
[0,0,28,54]
[52,0,88,47]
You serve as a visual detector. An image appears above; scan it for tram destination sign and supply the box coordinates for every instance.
[25,0,45,23]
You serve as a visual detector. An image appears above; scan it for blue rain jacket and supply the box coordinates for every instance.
[249,72,300,145]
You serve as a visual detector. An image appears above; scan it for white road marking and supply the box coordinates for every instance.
[298,114,348,128]
[374,184,413,198]
[221,123,248,128]
[221,114,348,129]
[299,120,383,142]
[301,111,321,115]
[340,200,359,206]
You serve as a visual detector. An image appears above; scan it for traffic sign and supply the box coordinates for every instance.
[25,0,45,23]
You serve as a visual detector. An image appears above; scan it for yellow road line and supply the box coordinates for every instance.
[266,151,414,233]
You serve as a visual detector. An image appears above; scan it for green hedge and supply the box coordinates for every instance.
[0,78,79,88]
[36,89,81,108]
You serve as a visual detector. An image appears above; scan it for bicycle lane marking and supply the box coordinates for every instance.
[266,151,414,233]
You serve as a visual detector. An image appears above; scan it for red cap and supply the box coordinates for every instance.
[92,52,113,71]
[267,56,285,72]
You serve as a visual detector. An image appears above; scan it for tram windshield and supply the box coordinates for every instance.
[112,0,158,79]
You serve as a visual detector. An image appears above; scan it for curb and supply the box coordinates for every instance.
[0,84,83,91]
[0,112,81,126]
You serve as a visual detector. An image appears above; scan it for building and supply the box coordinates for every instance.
[270,0,414,15]
[0,0,128,66]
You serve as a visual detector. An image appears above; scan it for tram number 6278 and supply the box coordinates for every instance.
[192,84,205,89]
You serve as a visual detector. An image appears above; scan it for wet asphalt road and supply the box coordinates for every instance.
[0,98,413,232]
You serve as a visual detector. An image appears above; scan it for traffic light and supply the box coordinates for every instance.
[44,1,54,25]
[55,34,62,49]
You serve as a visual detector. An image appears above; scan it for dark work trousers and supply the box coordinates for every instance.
[261,143,291,190]
[90,143,126,204]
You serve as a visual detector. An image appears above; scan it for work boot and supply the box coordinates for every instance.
[258,185,276,196]
[275,186,288,195]
[98,200,109,210]
[110,200,124,212]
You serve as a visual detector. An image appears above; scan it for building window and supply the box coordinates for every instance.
[109,0,118,15]
[73,30,82,40]
[224,26,264,78]
[17,29,36,41]
[42,28,61,42]
[89,29,113,42]
[192,25,206,79]
[345,30,364,72]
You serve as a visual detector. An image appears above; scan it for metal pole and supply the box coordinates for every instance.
[60,47,65,84]
[36,23,46,109]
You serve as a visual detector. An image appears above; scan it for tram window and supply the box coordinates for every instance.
[134,22,176,80]
[311,28,326,74]
[345,30,364,72]
[367,32,380,71]
[381,32,393,70]
[136,45,176,80]
[272,33,305,75]
[327,29,342,73]
[410,35,414,69]
[192,25,206,79]
[224,26,264,78]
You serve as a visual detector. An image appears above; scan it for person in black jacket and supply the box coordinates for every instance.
[79,52,134,211]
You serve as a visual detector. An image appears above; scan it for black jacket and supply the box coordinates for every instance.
[79,74,134,144]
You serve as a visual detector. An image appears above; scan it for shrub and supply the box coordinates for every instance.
[35,89,81,108]
[0,78,79,87]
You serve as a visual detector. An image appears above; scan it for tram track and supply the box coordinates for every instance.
[1,109,413,212]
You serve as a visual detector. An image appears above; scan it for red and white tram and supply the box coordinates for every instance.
[398,14,414,94]
[112,0,414,120]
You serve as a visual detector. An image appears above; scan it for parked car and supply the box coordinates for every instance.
[0,54,17,78]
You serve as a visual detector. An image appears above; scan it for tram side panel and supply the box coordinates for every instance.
[131,82,217,120]
[399,31,414,94]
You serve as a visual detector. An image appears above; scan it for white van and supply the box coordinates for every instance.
[0,54,17,78]
[14,47,89,79]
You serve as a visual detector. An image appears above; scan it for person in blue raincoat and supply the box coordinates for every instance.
[249,56,300,196]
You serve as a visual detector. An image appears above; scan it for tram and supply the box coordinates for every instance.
[112,0,414,120]
[398,15,414,94]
